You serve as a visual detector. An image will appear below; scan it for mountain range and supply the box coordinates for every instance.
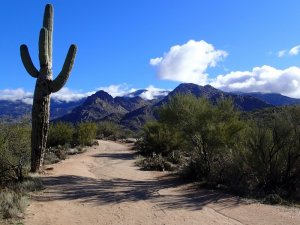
[0,98,85,122]
[1,83,300,130]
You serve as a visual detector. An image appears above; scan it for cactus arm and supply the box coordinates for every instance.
[43,4,53,64]
[20,45,39,78]
[39,28,49,68]
[49,44,77,93]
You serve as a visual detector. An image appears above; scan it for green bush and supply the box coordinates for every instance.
[136,122,184,158]
[97,121,120,139]
[158,95,245,181]
[0,122,31,182]
[47,122,74,147]
[240,112,300,197]
[0,121,45,220]
[75,122,97,146]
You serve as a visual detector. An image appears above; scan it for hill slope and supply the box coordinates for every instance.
[241,92,300,106]
[55,90,150,123]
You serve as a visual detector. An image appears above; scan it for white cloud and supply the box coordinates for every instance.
[139,85,170,100]
[277,50,286,57]
[289,45,300,56]
[97,84,136,97]
[150,57,162,65]
[211,65,300,98]
[0,88,33,104]
[277,44,300,57]
[150,40,227,85]
[51,87,95,102]
[0,87,95,105]
[22,98,34,105]
[98,84,169,100]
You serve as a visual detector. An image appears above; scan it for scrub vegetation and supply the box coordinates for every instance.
[136,94,300,203]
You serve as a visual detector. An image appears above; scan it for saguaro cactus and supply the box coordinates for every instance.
[20,4,77,172]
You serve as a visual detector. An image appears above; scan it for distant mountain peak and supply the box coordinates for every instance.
[167,83,272,111]
[83,90,114,106]
[93,90,113,100]
[170,83,221,98]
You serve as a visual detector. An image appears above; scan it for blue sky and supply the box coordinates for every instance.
[1,0,300,102]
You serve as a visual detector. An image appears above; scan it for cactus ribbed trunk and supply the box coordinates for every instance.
[31,79,51,171]
[20,4,77,172]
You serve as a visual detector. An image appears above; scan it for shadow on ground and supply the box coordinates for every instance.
[91,152,134,161]
[34,150,244,211]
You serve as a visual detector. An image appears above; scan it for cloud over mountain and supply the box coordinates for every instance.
[149,40,300,98]
[150,40,227,84]
[97,84,136,97]
[51,88,95,102]
[0,85,170,104]
[0,88,95,105]
[99,84,169,100]
[0,88,33,104]
[139,85,170,100]
[212,65,300,98]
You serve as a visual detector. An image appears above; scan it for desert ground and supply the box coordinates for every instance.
[25,140,300,225]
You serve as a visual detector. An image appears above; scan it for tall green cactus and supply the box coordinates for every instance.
[20,4,77,172]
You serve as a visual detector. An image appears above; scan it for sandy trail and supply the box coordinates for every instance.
[25,140,300,225]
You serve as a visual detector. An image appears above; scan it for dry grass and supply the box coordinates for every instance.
[0,174,43,220]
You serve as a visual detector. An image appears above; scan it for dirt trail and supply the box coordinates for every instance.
[25,140,300,225]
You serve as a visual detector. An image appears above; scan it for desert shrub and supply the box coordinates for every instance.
[47,122,74,147]
[67,147,83,155]
[159,95,245,180]
[97,122,134,140]
[0,176,43,219]
[43,150,60,165]
[97,121,120,139]
[15,176,44,193]
[56,149,67,160]
[0,189,28,219]
[0,122,31,182]
[119,128,135,139]
[44,145,69,165]
[72,146,86,154]
[240,112,300,197]
[135,95,300,201]
[0,174,43,219]
[264,193,283,205]
[137,122,184,157]
[0,121,44,220]
[135,154,174,171]
[74,122,97,146]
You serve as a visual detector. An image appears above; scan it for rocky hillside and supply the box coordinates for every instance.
[55,90,150,123]
[55,83,274,131]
